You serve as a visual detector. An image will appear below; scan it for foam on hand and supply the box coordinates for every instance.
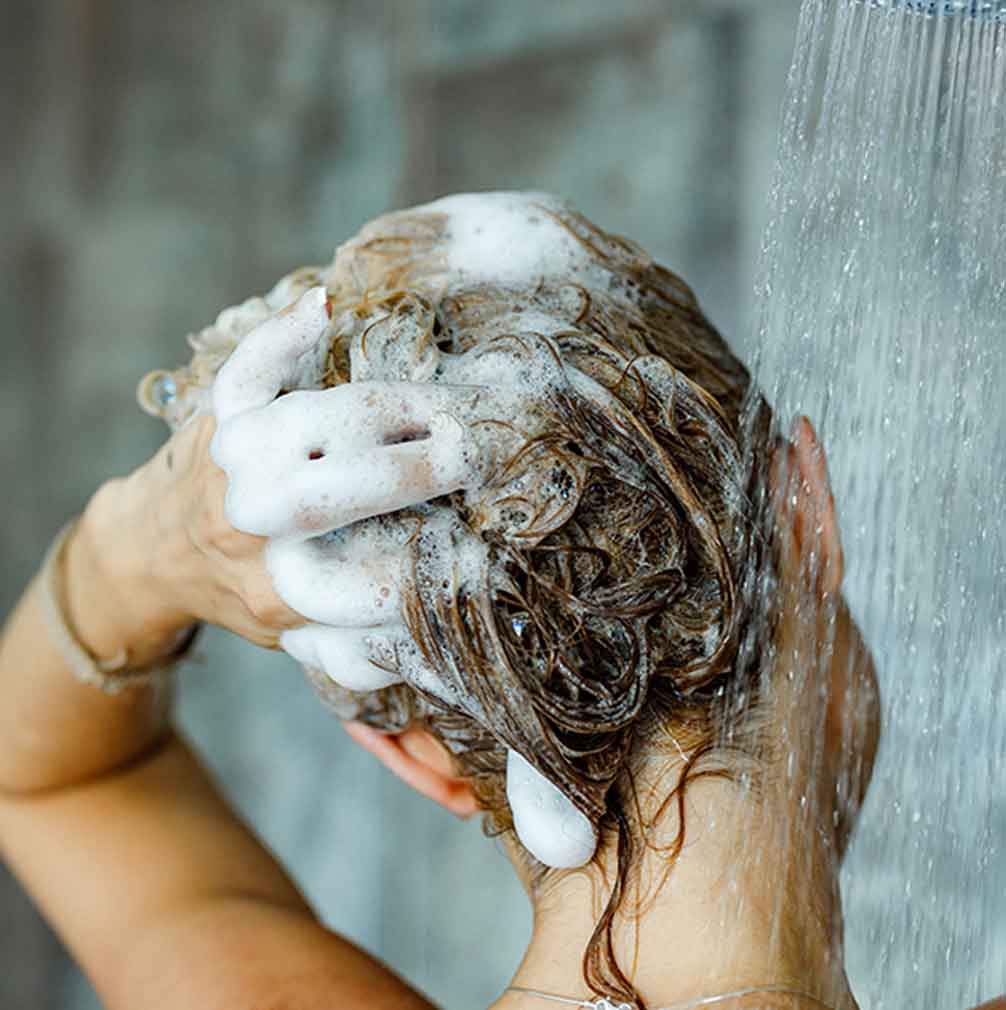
[211,381,482,539]
[213,285,332,424]
[272,513,476,705]
[266,532,405,627]
[280,623,405,691]
[506,750,598,869]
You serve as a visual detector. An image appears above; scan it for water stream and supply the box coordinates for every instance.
[748,1,1005,1005]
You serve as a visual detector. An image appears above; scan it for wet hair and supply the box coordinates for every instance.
[302,202,781,1009]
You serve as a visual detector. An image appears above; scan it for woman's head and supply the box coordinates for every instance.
[306,193,791,993]
[145,192,870,1008]
[281,193,764,826]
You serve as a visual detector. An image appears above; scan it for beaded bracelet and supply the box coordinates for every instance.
[39,519,200,695]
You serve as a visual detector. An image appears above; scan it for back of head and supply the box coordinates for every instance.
[310,192,774,821]
[151,192,779,1005]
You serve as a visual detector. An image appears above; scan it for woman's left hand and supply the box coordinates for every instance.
[74,411,306,660]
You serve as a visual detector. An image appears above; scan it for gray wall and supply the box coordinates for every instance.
[0,3,802,1008]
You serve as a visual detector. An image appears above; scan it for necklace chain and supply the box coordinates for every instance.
[505,983,840,1010]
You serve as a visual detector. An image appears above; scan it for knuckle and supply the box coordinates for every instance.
[93,476,127,511]
[242,583,287,627]
[200,485,250,554]
[202,503,240,553]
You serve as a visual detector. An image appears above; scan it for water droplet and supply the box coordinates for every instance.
[151,374,178,407]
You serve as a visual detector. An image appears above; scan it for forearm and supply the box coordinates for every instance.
[0,729,431,1010]
[0,482,190,794]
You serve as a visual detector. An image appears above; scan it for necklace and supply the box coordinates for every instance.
[505,983,840,1010]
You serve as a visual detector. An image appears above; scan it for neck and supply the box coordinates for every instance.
[493,768,858,1010]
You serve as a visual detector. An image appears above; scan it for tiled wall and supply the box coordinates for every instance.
[0,4,802,1008]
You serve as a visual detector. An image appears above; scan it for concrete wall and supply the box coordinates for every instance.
[0,3,802,1007]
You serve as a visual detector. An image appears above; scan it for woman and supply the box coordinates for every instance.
[0,193,986,1010]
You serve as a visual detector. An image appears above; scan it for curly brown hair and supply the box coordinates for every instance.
[294,197,781,1009]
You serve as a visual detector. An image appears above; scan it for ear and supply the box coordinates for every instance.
[769,415,845,598]
[341,721,480,819]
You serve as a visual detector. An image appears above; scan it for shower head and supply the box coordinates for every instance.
[854,0,1006,18]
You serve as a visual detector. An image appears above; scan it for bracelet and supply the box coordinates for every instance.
[39,519,201,695]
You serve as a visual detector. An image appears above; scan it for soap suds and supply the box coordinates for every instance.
[211,379,484,539]
[280,623,405,692]
[387,192,612,294]
[505,750,597,869]
[213,286,331,424]
[266,535,405,627]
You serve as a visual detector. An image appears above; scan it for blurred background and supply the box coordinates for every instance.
[7,1,977,1007]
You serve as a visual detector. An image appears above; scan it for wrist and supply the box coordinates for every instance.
[66,481,194,669]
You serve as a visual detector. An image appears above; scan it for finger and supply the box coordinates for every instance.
[768,438,800,545]
[340,721,481,819]
[793,417,837,525]
[212,380,485,464]
[284,606,476,711]
[265,534,405,627]
[222,412,476,538]
[280,623,405,691]
[213,286,331,423]
[792,416,844,595]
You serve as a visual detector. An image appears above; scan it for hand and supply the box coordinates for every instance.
[210,283,600,544]
[210,382,487,696]
[71,285,492,697]
[78,413,304,655]
[201,284,585,696]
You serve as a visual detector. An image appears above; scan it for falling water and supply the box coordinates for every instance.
[747,1,1005,1006]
